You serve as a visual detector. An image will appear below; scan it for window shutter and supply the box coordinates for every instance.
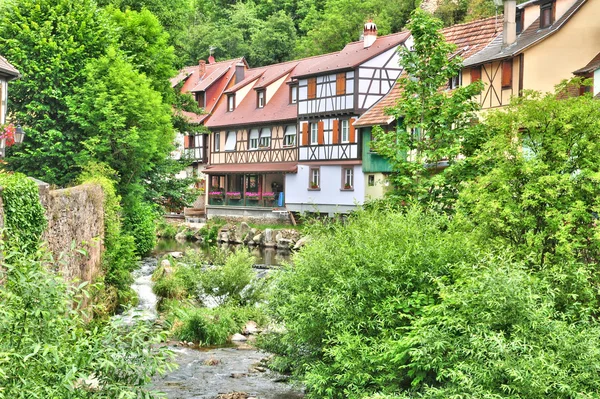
[501,59,512,88]
[332,120,339,144]
[349,118,356,143]
[183,135,190,149]
[308,78,316,99]
[470,67,481,83]
[336,73,346,96]
[317,121,324,145]
[302,123,309,146]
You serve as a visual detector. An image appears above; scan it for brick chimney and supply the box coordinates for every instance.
[363,20,377,49]
[235,62,245,84]
[503,0,517,47]
[198,60,206,76]
[208,55,216,64]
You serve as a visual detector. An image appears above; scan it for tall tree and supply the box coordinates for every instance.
[0,0,115,185]
[249,11,297,66]
[372,8,483,212]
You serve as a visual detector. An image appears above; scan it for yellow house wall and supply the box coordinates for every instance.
[463,56,521,109]
[523,0,600,94]
[364,172,391,200]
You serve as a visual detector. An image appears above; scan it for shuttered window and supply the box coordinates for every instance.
[336,73,346,96]
[259,128,272,148]
[249,129,259,150]
[470,67,482,83]
[502,59,513,89]
[284,125,296,147]
[308,77,317,99]
[225,131,236,151]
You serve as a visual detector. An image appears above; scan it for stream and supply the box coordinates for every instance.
[121,241,303,399]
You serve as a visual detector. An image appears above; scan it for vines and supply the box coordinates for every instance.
[0,172,46,253]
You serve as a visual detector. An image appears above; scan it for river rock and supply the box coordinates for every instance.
[293,236,311,250]
[264,229,275,247]
[230,333,247,342]
[168,251,183,258]
[160,259,171,268]
[243,320,259,335]
[175,231,187,242]
[239,222,250,237]
[252,233,262,244]
[276,238,293,249]
[275,232,283,242]
[220,231,229,242]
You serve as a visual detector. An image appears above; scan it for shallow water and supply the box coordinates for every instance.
[114,257,159,325]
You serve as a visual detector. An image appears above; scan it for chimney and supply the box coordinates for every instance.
[198,60,206,76]
[363,20,377,49]
[208,55,216,64]
[503,0,517,47]
[235,62,245,84]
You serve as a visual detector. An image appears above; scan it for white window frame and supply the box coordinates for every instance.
[257,90,265,108]
[342,167,354,190]
[341,120,349,143]
[284,125,296,147]
[259,127,271,148]
[214,132,221,152]
[291,85,298,104]
[309,167,320,189]
[310,123,319,145]
[225,131,236,152]
[227,95,235,112]
[249,128,259,150]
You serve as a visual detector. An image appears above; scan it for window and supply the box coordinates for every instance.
[310,123,319,145]
[308,77,317,99]
[214,132,221,152]
[516,9,524,34]
[196,91,206,108]
[342,168,354,190]
[284,125,296,147]
[259,127,271,148]
[540,1,554,28]
[225,131,236,152]
[257,90,265,108]
[227,94,235,112]
[502,59,513,89]
[341,120,349,143]
[368,174,375,187]
[309,167,320,189]
[470,66,482,83]
[249,128,259,150]
[449,73,461,89]
[336,73,346,95]
[290,85,298,104]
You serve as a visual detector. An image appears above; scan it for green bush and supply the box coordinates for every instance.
[156,219,178,238]
[0,243,173,398]
[267,208,479,398]
[199,248,265,306]
[123,197,157,256]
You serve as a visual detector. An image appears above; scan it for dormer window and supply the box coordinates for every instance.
[516,9,524,35]
[449,73,461,89]
[540,0,554,29]
[196,91,206,108]
[290,85,298,104]
[257,90,265,108]
[227,94,235,112]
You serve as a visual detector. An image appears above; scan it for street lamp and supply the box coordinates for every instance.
[14,124,24,144]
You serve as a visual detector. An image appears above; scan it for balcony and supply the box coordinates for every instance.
[184,147,207,163]
[208,193,279,208]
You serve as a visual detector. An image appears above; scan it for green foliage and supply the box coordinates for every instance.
[267,209,477,398]
[249,10,296,66]
[372,8,483,213]
[0,0,115,185]
[0,243,173,398]
[122,197,157,256]
[78,164,138,309]
[0,173,46,253]
[156,219,178,239]
[197,218,226,243]
[199,249,265,306]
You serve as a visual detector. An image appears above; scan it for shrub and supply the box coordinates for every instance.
[0,243,173,398]
[156,219,178,238]
[123,197,157,256]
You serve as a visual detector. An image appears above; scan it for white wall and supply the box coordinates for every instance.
[285,164,365,208]
[595,68,600,97]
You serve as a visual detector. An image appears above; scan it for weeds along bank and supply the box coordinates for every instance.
[0,172,173,397]
[151,248,270,346]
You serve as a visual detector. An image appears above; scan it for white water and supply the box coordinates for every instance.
[117,257,159,325]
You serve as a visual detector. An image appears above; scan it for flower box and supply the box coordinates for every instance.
[245,192,260,200]
[208,191,223,199]
[226,192,241,200]
[262,191,275,200]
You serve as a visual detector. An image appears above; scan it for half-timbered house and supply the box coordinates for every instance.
[286,23,412,215]
[203,56,332,220]
[353,17,501,200]
[462,0,600,110]
[171,57,248,178]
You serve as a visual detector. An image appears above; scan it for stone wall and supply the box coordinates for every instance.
[40,183,105,284]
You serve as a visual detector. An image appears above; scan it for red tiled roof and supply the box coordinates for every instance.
[574,52,600,75]
[0,55,20,78]
[178,109,208,124]
[204,162,298,174]
[355,17,501,128]
[291,31,411,79]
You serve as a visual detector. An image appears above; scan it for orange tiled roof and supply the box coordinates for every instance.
[355,17,501,128]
